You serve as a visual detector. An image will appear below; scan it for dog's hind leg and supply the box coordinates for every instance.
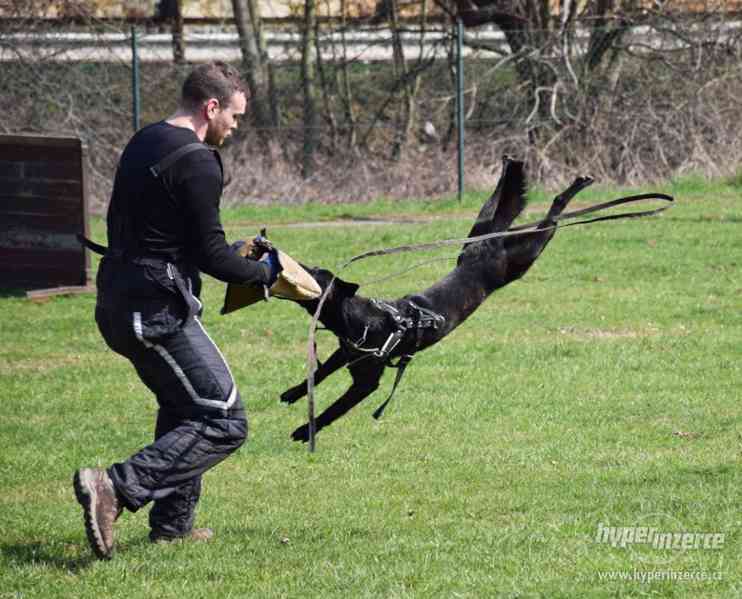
[280,346,349,405]
[541,175,594,226]
[462,157,526,251]
[504,175,593,281]
[458,157,527,271]
[290,362,385,442]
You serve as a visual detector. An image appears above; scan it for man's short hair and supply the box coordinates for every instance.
[181,62,248,110]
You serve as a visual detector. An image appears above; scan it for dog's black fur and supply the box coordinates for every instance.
[282,157,593,442]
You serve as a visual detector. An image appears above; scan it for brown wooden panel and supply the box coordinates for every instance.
[27,285,96,301]
[0,134,89,290]
[0,194,82,215]
[0,247,86,288]
[0,225,82,250]
[80,143,91,278]
[23,159,82,181]
[0,143,81,165]
[0,213,84,233]
[0,135,82,150]
[0,177,81,199]
[0,246,84,263]
[0,160,22,178]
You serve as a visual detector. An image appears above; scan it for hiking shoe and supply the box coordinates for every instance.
[73,468,122,560]
[150,527,214,544]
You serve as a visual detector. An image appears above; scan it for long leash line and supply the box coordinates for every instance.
[351,193,675,290]
[305,191,674,451]
[356,255,456,289]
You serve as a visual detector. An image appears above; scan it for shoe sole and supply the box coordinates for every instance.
[73,469,112,560]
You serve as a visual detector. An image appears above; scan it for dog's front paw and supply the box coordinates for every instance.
[291,423,311,443]
[280,387,304,405]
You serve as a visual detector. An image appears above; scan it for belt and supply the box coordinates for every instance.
[76,234,185,267]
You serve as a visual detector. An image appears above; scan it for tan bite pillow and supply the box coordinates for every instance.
[221,249,322,314]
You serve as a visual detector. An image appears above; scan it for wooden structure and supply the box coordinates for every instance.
[0,134,91,294]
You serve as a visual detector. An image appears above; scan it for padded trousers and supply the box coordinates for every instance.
[95,299,247,539]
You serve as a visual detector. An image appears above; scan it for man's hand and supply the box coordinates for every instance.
[230,235,271,260]
[252,232,274,256]
[260,248,282,286]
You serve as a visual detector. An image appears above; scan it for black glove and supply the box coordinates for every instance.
[253,233,274,254]
[260,248,282,286]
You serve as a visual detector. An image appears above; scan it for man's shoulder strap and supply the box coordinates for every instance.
[149,142,213,179]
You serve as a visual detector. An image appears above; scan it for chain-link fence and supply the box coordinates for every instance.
[2,8,742,212]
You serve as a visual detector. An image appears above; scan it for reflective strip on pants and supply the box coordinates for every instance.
[133,311,237,412]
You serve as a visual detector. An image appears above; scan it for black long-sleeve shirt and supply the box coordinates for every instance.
[106,121,270,286]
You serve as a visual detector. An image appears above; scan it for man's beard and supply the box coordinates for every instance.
[204,123,224,146]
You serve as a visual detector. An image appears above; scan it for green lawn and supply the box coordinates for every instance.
[1,176,740,598]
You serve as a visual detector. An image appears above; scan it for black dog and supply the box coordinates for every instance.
[282,157,593,442]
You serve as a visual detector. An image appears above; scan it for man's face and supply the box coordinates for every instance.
[204,91,247,146]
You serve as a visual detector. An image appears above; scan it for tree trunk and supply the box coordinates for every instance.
[389,0,426,160]
[156,0,185,63]
[454,0,556,138]
[338,0,358,150]
[171,0,185,64]
[302,0,319,178]
[315,22,339,153]
[231,0,275,146]
[584,0,634,75]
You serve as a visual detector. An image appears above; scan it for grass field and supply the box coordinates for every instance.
[1,176,740,598]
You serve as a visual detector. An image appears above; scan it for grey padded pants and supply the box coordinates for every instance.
[95,301,247,538]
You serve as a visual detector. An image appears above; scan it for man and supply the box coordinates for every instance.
[73,62,280,560]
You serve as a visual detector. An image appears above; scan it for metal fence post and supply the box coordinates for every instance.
[456,18,464,202]
[131,26,140,133]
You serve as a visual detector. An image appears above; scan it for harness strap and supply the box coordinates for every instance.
[377,327,406,357]
[77,143,215,256]
[149,142,210,178]
[407,300,445,329]
[372,354,413,420]
[342,299,445,359]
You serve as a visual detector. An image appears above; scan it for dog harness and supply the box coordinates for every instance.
[342,299,445,419]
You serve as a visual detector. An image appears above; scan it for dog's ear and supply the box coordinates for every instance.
[333,277,360,298]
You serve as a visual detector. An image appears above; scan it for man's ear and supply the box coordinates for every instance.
[334,277,359,298]
[205,98,220,120]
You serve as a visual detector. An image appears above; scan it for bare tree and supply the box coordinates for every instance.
[301,0,319,178]
[337,0,358,151]
[388,0,413,160]
[442,0,642,134]
[155,0,185,64]
[231,0,278,146]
